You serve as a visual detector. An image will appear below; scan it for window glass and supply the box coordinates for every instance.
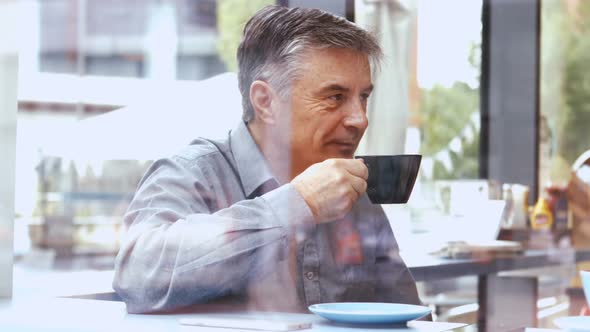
[353,4,484,322]
[539,0,590,302]
[10,1,589,328]
[0,0,19,298]
[539,0,590,185]
[415,0,482,181]
[17,0,484,276]
[15,1,495,324]
[355,0,483,241]
[15,0,273,298]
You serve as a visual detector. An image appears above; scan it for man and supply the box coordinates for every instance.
[113,5,420,314]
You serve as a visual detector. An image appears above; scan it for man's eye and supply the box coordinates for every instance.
[329,94,344,102]
[360,93,370,102]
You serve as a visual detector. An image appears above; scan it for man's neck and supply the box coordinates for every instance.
[247,122,294,184]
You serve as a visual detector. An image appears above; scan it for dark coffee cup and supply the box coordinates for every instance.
[354,154,422,204]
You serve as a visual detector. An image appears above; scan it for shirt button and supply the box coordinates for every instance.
[305,271,315,280]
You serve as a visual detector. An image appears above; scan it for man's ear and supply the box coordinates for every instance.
[250,80,277,125]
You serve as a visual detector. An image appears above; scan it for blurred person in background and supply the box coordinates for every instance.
[113,5,421,313]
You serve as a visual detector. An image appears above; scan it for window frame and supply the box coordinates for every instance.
[480,0,541,204]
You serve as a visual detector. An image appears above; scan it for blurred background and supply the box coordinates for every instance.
[2,0,590,327]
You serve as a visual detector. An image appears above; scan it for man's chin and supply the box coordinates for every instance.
[339,151,356,159]
[324,146,357,159]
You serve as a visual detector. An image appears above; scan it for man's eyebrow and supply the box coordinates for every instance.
[317,84,374,94]
[318,84,350,94]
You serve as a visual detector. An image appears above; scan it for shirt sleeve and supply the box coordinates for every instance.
[372,205,422,305]
[112,156,315,313]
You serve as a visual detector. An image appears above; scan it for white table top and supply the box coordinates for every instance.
[0,297,468,332]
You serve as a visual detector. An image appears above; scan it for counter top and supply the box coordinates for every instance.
[0,297,469,331]
[404,247,587,281]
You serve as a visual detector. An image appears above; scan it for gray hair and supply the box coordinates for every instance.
[237,5,382,123]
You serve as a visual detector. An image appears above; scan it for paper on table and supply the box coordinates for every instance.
[179,317,311,331]
[408,321,468,332]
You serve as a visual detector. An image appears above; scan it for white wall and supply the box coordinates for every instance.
[0,0,19,298]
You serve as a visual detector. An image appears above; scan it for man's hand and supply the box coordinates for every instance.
[292,158,368,223]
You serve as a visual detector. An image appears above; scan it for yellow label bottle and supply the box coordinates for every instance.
[531,198,554,230]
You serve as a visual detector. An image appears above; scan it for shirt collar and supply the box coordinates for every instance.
[229,121,276,198]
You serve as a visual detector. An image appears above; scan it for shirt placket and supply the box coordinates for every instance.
[301,236,320,305]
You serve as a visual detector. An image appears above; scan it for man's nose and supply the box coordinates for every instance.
[343,101,368,130]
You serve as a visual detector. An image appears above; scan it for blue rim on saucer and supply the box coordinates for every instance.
[308,302,431,324]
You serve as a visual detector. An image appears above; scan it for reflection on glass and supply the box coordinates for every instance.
[540,0,590,320]
[18,0,485,267]
[15,0,271,273]
[540,0,590,185]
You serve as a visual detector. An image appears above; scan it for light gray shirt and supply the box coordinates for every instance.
[113,121,420,313]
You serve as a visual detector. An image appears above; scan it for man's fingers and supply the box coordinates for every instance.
[348,173,367,197]
[340,159,368,180]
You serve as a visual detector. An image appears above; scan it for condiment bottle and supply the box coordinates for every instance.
[530,195,554,230]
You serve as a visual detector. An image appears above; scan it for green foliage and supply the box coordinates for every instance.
[216,0,274,72]
[420,82,478,155]
[539,0,567,134]
[559,0,590,164]
[561,35,590,163]
[468,41,481,82]
[430,140,479,180]
[420,82,480,179]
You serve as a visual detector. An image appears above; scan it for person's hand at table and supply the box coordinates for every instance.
[292,158,368,223]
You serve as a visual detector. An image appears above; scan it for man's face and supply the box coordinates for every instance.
[276,48,373,174]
